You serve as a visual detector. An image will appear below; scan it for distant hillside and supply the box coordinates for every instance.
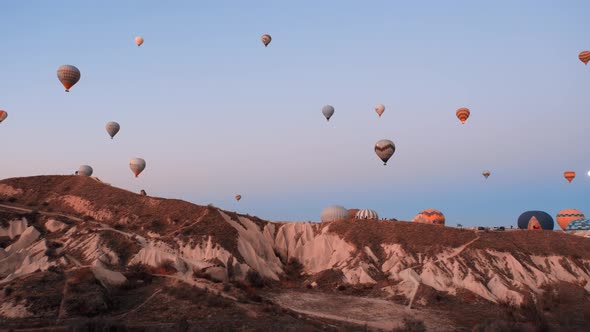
[1,175,589,331]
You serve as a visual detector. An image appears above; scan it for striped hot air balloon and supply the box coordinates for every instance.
[556,209,585,230]
[564,171,576,183]
[456,107,470,124]
[374,139,395,165]
[57,65,81,92]
[413,209,445,225]
[0,110,7,124]
[579,51,590,65]
[355,209,379,220]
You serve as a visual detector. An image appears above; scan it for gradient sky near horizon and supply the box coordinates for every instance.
[1,1,589,226]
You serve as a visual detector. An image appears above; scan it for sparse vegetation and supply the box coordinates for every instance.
[391,317,427,332]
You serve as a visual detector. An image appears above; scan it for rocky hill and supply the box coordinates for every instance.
[1,175,589,331]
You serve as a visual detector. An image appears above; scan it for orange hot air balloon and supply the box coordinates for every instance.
[0,110,7,124]
[413,209,445,225]
[456,107,470,124]
[564,171,575,183]
[135,36,144,47]
[579,51,590,65]
[556,209,585,230]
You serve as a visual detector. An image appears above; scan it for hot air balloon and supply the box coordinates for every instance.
[0,110,7,124]
[77,165,93,177]
[135,36,144,47]
[374,139,395,165]
[564,171,576,183]
[321,205,349,223]
[579,51,590,65]
[261,34,272,47]
[129,158,146,178]
[355,209,379,220]
[482,170,490,179]
[375,104,385,117]
[105,121,120,139]
[556,209,585,230]
[517,211,554,230]
[235,194,242,202]
[57,65,81,92]
[413,209,445,225]
[456,107,470,124]
[322,105,335,121]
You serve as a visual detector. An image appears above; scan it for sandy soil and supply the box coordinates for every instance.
[267,290,456,331]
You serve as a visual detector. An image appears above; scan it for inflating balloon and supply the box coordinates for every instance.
[57,65,81,92]
[374,139,395,165]
[78,165,93,177]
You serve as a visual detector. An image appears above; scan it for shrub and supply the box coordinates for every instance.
[392,317,427,332]
[246,270,265,289]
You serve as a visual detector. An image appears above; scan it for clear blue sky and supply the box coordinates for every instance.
[1,1,589,226]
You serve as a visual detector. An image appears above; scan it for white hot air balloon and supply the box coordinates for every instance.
[105,121,120,139]
[129,158,146,178]
[375,104,385,117]
[77,165,93,176]
[322,105,335,121]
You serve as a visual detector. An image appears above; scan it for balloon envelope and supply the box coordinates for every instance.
[261,34,272,47]
[105,121,120,139]
[77,165,93,177]
[0,110,7,123]
[564,171,575,183]
[456,107,470,124]
[57,65,81,92]
[129,158,146,178]
[235,194,242,201]
[374,139,395,165]
[322,105,335,121]
[579,51,590,65]
[375,104,385,117]
[482,170,490,179]
[556,209,585,230]
[135,36,144,46]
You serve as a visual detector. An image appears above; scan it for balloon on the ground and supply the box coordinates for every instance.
[375,104,385,117]
[135,36,144,47]
[129,158,146,178]
[57,65,81,92]
[355,209,379,220]
[105,121,120,139]
[321,205,349,223]
[556,209,585,230]
[322,105,335,121]
[374,139,395,165]
[456,107,470,124]
[261,34,272,47]
[413,209,445,225]
[77,165,93,177]
[565,219,590,233]
[517,211,554,230]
